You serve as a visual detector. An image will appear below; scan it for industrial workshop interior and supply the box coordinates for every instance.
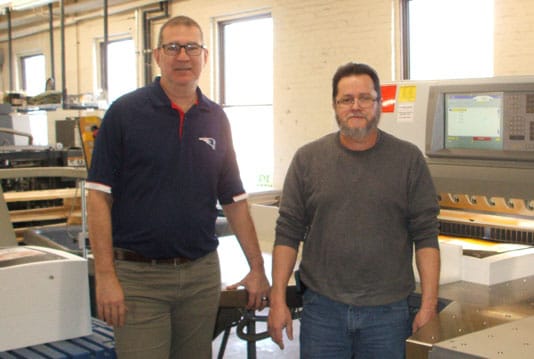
[1,0,534,358]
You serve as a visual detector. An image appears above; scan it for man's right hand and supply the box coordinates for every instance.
[267,301,294,350]
[96,273,127,328]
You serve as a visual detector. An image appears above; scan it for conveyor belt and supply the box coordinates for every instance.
[0,318,115,358]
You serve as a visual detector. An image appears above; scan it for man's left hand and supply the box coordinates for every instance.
[412,308,437,334]
[226,269,270,310]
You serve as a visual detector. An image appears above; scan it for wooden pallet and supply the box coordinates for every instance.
[3,188,82,240]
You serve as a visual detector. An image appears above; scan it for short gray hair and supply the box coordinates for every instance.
[157,15,204,47]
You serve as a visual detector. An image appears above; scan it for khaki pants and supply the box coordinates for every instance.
[113,250,221,359]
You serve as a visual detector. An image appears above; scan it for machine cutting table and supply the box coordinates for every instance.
[408,275,534,358]
[407,205,534,358]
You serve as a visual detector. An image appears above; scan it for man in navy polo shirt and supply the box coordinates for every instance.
[87,15,270,358]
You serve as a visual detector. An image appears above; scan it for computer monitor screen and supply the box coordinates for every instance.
[444,92,503,151]
[426,82,534,162]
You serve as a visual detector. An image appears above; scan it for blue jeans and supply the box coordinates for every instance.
[300,290,411,359]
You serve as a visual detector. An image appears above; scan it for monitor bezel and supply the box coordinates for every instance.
[426,82,534,162]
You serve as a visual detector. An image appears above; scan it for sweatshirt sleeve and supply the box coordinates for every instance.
[408,152,440,250]
[275,149,309,250]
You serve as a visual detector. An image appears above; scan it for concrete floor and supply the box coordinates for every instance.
[212,308,300,359]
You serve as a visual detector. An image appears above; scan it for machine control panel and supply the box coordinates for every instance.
[503,92,534,151]
[427,81,534,162]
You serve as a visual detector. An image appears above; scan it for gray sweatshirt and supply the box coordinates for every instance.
[275,130,440,306]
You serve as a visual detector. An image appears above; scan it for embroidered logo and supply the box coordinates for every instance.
[198,137,216,150]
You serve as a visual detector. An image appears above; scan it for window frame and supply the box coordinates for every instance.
[216,13,274,191]
[95,36,137,105]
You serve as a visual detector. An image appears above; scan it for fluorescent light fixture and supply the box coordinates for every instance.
[12,0,54,11]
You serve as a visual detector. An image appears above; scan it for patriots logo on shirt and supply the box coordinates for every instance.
[198,137,216,150]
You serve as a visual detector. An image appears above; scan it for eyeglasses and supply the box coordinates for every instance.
[160,42,205,56]
[335,95,378,108]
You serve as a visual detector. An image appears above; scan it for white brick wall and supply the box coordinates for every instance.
[494,0,534,75]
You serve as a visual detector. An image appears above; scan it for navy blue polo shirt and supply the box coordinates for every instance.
[87,77,245,259]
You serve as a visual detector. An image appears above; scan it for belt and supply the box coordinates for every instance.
[113,248,191,265]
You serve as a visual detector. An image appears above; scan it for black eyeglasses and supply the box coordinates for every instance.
[160,42,205,56]
[335,95,378,108]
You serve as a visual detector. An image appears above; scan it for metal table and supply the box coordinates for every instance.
[407,276,534,358]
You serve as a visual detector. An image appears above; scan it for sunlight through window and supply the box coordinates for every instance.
[408,0,494,80]
[21,54,46,96]
[220,16,273,192]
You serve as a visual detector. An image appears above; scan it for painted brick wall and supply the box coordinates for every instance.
[494,0,534,75]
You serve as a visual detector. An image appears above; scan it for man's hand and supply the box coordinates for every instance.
[267,301,294,349]
[96,273,128,328]
[412,308,437,334]
[226,269,270,310]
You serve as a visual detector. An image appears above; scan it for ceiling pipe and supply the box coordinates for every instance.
[0,0,163,42]
[60,0,66,106]
[7,8,13,90]
[48,2,55,88]
[102,0,108,99]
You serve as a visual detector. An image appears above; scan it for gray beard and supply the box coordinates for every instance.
[337,114,380,141]
[340,125,371,141]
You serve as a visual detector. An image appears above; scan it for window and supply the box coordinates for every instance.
[21,54,46,96]
[100,38,137,105]
[402,0,494,80]
[219,15,273,192]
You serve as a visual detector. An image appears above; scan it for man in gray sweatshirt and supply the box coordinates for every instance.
[267,62,440,358]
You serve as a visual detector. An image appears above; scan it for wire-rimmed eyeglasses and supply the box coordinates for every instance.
[335,95,378,108]
[160,42,205,56]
